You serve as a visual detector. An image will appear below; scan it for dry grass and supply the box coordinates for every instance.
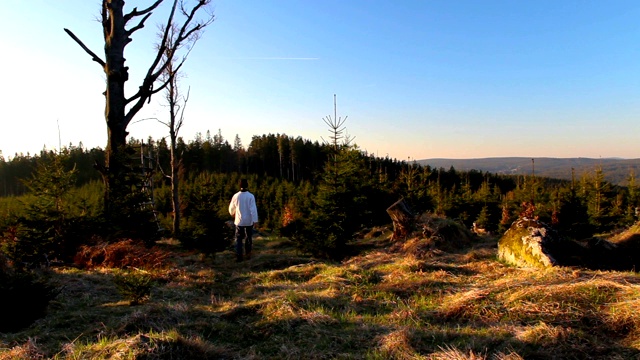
[0,338,45,360]
[2,233,640,359]
[57,330,227,359]
[74,239,172,270]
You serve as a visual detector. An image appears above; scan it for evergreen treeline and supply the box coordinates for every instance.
[1,131,639,260]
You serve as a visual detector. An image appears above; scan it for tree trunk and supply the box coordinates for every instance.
[66,0,214,220]
[387,199,414,241]
[103,124,129,218]
[102,0,130,219]
[170,131,181,236]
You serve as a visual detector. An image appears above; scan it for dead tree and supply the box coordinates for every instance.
[387,198,415,240]
[64,0,213,219]
[156,23,192,236]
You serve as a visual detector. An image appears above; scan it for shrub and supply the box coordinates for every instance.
[278,202,306,239]
[113,270,155,305]
[179,215,233,255]
[1,216,104,270]
[1,153,103,269]
[179,181,234,255]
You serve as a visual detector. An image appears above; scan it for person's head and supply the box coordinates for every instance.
[240,178,249,190]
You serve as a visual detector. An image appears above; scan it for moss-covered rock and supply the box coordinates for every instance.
[498,217,560,268]
[500,217,640,271]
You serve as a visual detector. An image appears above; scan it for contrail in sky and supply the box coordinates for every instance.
[221,57,319,60]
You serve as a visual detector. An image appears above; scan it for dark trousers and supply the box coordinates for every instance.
[235,225,253,256]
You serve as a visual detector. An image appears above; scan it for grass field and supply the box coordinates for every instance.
[2,230,640,359]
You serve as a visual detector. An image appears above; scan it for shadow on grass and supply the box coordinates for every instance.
[410,261,477,276]
[249,255,315,272]
[4,236,640,359]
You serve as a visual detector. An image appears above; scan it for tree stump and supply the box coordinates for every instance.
[387,199,414,241]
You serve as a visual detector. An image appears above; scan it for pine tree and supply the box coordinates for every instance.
[6,152,78,267]
[556,186,593,240]
[474,205,491,231]
[297,95,372,258]
[304,146,372,258]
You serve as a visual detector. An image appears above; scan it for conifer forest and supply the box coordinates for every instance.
[1,131,636,261]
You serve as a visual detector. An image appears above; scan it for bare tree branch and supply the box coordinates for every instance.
[153,57,186,92]
[150,65,180,95]
[124,0,163,23]
[127,0,214,126]
[64,28,106,67]
[122,1,179,124]
[131,116,159,125]
[147,0,179,83]
[126,60,182,105]
[126,12,154,37]
[124,0,212,126]
[176,86,191,134]
[155,87,189,134]
[149,1,212,82]
[176,0,214,45]
[156,118,171,128]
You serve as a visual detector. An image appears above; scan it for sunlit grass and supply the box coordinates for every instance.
[3,233,640,359]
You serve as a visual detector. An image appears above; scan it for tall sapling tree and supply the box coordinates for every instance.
[300,95,372,258]
[156,22,198,237]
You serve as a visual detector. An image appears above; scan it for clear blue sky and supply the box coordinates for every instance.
[1,0,640,160]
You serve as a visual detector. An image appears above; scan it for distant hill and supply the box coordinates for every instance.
[416,157,640,186]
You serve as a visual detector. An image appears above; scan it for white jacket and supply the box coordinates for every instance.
[228,190,259,226]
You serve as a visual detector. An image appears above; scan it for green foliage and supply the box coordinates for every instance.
[113,270,155,305]
[178,173,236,254]
[168,171,318,254]
[0,144,103,197]
[474,205,491,230]
[396,161,431,213]
[299,146,378,258]
[3,153,84,267]
[66,180,104,218]
[2,132,638,252]
[555,188,594,239]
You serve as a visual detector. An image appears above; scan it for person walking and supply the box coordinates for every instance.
[228,178,259,262]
